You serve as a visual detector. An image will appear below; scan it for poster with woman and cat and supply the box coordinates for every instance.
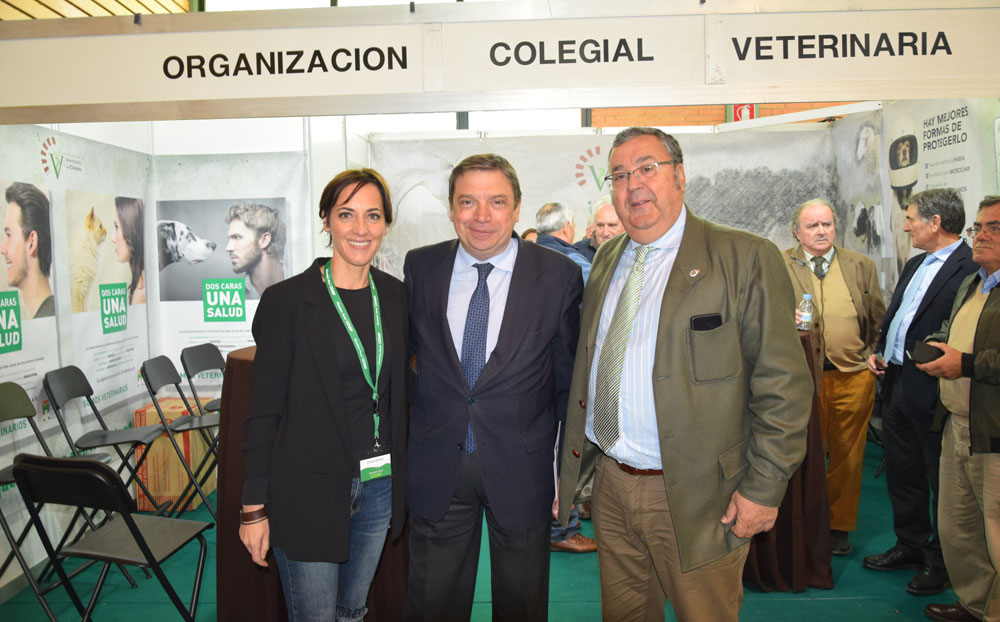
[64,189,149,410]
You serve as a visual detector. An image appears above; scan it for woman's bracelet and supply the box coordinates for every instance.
[240,507,268,525]
[241,517,268,526]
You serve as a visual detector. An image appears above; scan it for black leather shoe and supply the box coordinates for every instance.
[925,601,980,622]
[831,530,853,555]
[863,546,923,571]
[907,564,951,595]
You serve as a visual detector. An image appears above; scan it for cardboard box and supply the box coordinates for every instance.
[133,397,217,512]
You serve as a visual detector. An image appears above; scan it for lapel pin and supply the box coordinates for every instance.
[689,269,700,278]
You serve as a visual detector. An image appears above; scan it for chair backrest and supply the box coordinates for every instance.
[43,366,114,454]
[142,356,183,395]
[0,382,36,423]
[11,454,134,514]
[0,382,53,457]
[180,343,225,379]
[42,365,93,412]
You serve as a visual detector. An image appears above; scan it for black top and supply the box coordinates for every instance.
[330,285,392,466]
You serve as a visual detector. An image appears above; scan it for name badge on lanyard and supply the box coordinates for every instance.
[323,261,390,482]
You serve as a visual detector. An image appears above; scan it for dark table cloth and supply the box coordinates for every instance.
[743,332,834,592]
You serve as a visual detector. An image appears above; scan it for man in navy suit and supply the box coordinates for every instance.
[864,188,977,596]
[404,154,583,621]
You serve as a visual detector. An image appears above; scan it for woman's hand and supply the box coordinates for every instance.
[239,504,271,567]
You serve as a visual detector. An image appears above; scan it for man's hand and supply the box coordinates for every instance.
[916,341,964,379]
[867,353,887,376]
[721,490,778,538]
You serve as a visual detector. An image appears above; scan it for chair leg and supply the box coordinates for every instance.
[172,446,217,518]
[20,504,88,618]
[162,428,217,521]
[0,508,57,621]
[121,444,172,515]
[81,561,113,622]
[148,536,204,622]
[189,533,208,619]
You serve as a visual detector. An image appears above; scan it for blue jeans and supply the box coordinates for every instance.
[273,476,391,622]
[550,505,581,542]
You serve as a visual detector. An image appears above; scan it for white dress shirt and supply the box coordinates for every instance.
[586,207,687,469]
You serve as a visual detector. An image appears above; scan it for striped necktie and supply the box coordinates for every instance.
[592,245,649,452]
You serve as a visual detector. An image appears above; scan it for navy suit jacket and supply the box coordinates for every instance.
[404,236,582,530]
[875,241,976,415]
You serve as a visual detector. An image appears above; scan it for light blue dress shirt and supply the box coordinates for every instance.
[886,238,964,364]
[585,207,687,470]
[447,237,519,363]
[979,267,1000,295]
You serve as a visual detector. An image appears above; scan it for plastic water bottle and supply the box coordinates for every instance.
[796,293,814,331]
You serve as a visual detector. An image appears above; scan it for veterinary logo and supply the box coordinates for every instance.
[203,278,246,322]
[39,136,82,178]
[99,283,128,334]
[0,291,22,354]
[574,146,607,191]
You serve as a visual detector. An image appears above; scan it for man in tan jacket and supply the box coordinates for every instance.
[783,199,885,556]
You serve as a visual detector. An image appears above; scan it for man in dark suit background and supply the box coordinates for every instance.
[864,187,977,596]
[404,154,583,621]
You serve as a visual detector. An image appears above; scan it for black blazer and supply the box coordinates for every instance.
[404,237,582,530]
[242,258,408,563]
[875,241,976,415]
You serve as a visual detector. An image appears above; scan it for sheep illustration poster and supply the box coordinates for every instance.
[64,189,149,410]
[0,178,59,435]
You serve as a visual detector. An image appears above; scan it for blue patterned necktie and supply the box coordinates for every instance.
[883,253,937,364]
[461,262,494,453]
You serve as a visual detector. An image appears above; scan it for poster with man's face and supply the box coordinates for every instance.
[1,180,54,322]
[156,197,288,301]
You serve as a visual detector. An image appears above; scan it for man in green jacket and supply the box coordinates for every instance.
[557,127,812,622]
[918,195,1000,622]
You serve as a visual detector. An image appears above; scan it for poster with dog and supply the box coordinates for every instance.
[0,178,59,440]
[155,197,288,370]
[64,189,149,410]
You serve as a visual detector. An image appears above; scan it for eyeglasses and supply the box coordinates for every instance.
[604,160,677,188]
[966,224,1000,237]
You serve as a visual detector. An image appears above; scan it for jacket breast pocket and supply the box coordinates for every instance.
[687,319,740,383]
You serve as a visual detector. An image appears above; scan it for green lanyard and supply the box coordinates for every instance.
[323,261,384,449]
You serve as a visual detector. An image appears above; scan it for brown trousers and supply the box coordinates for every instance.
[817,368,875,531]
[591,453,749,622]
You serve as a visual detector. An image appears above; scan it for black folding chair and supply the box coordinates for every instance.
[0,382,129,620]
[12,454,211,622]
[140,356,219,520]
[43,365,169,514]
[180,342,226,417]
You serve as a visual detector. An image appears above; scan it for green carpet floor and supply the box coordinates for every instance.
[2,442,955,620]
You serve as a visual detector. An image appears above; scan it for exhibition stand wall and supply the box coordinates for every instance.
[0,0,998,601]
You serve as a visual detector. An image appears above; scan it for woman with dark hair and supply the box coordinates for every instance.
[112,196,145,304]
[240,168,407,622]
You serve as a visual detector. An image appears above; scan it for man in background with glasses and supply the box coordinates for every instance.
[865,187,976,597]
[916,195,1000,622]
[557,126,812,621]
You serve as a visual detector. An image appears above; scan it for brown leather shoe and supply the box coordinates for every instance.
[578,502,592,520]
[550,532,597,553]
[925,601,980,622]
